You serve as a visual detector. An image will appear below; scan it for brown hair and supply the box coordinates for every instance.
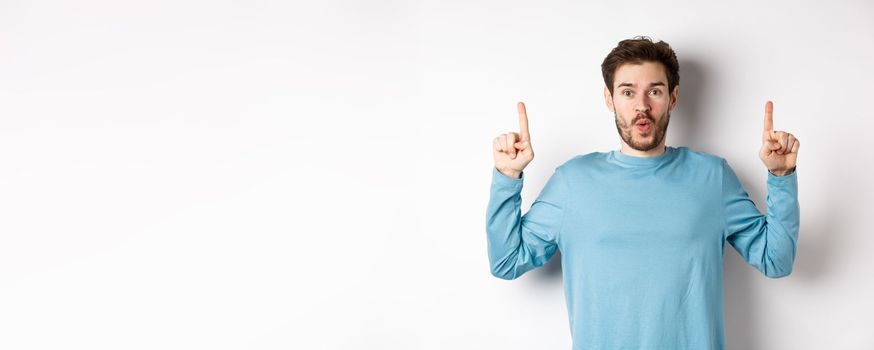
[601,36,679,95]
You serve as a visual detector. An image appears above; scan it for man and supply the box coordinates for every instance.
[486,36,799,349]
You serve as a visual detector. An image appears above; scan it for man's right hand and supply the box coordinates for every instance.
[492,101,535,179]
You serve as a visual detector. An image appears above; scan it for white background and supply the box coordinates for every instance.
[1,0,872,349]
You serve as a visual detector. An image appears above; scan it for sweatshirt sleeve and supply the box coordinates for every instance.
[485,166,567,280]
[722,159,800,278]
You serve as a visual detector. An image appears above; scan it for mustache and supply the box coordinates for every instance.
[632,114,654,125]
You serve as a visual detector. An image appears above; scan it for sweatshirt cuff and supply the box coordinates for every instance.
[767,167,797,188]
[492,167,524,188]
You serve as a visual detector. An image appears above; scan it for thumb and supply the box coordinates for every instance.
[765,140,780,151]
[771,141,781,149]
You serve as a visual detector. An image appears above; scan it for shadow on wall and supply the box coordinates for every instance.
[522,57,837,350]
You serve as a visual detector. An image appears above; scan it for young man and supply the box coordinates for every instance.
[486,37,800,349]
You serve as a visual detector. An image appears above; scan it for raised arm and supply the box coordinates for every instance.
[486,102,566,280]
[724,101,801,278]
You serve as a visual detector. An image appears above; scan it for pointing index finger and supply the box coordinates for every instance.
[518,101,530,141]
[763,100,774,140]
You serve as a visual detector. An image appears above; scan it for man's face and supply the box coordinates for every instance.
[604,61,679,152]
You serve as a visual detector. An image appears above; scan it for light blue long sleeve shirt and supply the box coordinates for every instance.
[485,145,799,350]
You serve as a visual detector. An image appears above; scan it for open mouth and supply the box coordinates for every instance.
[635,119,652,132]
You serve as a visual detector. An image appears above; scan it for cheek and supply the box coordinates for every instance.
[653,96,672,108]
[613,99,634,111]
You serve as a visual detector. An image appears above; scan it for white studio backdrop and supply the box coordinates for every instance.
[0,0,872,349]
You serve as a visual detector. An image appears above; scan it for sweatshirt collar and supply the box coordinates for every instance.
[610,145,675,166]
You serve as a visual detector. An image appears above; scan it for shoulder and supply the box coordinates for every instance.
[557,151,607,171]
[673,146,726,167]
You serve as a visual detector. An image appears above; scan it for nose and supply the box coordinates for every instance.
[634,96,651,114]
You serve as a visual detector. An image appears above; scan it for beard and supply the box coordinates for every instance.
[614,110,670,152]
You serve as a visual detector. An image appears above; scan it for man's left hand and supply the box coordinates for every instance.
[759,100,799,176]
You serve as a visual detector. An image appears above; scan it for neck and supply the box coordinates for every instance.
[619,141,667,157]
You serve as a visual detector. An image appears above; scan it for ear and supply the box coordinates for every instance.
[604,86,615,113]
[669,85,679,111]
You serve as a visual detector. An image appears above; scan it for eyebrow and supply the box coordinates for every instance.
[616,81,666,89]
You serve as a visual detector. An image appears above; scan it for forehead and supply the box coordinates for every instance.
[613,61,668,87]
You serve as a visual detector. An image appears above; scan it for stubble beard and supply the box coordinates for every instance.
[614,110,671,152]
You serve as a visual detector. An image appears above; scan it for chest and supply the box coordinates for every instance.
[560,173,723,251]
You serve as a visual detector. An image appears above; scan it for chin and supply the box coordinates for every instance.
[630,138,661,151]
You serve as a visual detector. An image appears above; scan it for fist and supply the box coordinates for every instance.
[493,102,534,179]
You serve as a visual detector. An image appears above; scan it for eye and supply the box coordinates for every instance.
[622,90,632,97]
[649,89,661,96]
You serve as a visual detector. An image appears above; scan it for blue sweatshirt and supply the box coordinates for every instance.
[485,145,799,350]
